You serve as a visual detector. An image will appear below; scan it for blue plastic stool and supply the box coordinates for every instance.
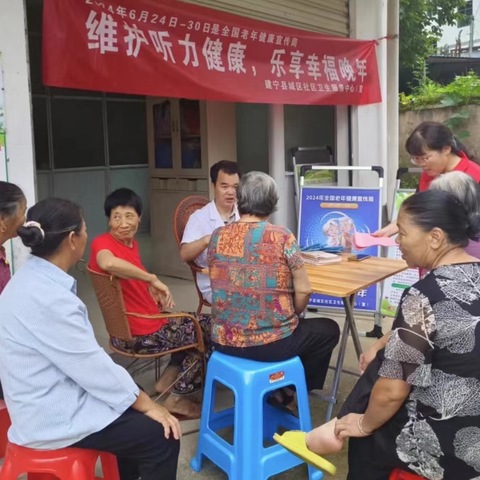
[190,351,323,480]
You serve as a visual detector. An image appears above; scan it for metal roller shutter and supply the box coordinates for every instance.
[181,0,349,37]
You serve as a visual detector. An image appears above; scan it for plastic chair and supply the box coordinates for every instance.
[0,442,119,480]
[87,267,205,381]
[0,400,11,458]
[173,195,211,315]
[389,469,426,480]
[190,351,323,480]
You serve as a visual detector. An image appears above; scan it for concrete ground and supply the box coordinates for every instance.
[73,236,393,480]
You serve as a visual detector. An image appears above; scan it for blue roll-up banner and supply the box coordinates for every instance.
[298,186,382,311]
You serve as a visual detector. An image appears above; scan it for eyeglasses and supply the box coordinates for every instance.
[410,152,437,166]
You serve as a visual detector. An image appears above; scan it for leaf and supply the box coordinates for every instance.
[450,110,470,119]
[440,94,462,107]
[400,0,467,74]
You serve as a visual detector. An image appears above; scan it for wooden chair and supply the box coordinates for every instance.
[87,267,205,383]
[173,195,211,316]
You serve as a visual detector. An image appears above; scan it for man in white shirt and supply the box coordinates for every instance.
[181,160,241,303]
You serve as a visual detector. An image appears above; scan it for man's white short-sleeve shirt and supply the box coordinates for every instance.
[181,200,239,303]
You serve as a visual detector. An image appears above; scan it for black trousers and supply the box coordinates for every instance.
[213,317,340,391]
[71,408,180,480]
[337,349,411,480]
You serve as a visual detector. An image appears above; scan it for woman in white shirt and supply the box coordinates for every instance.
[0,197,181,480]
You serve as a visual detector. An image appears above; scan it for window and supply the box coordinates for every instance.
[107,100,148,166]
[32,97,49,170]
[26,0,148,171]
[51,98,105,169]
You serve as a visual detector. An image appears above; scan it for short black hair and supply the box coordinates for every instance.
[210,160,241,185]
[104,188,143,217]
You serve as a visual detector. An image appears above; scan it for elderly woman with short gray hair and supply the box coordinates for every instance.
[208,171,340,410]
[430,171,480,259]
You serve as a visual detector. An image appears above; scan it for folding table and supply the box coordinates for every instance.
[305,255,408,420]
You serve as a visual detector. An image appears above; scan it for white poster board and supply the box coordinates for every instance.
[380,189,420,317]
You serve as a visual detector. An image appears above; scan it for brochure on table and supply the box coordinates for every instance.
[380,189,420,317]
[298,186,381,311]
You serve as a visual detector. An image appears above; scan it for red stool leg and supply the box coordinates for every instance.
[71,461,94,480]
[99,452,120,480]
[0,454,16,480]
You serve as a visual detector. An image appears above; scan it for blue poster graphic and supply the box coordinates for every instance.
[298,186,381,311]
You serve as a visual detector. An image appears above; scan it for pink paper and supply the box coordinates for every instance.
[353,231,397,249]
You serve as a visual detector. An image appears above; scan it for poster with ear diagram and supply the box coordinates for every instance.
[298,185,381,311]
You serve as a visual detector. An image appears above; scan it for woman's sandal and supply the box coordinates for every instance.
[153,365,181,398]
[273,431,337,475]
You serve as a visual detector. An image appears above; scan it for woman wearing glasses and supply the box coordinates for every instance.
[375,121,480,238]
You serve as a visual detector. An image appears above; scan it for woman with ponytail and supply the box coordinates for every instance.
[375,121,480,238]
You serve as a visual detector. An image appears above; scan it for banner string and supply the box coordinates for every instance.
[377,34,399,41]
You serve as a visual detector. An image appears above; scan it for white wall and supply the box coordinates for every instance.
[0,0,36,271]
[439,0,480,53]
[349,0,399,214]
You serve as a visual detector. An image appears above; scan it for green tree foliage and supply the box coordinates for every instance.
[399,71,480,111]
[400,0,468,71]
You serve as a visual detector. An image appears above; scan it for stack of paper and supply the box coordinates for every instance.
[301,251,342,266]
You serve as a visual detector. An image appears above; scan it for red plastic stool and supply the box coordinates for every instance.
[390,468,426,480]
[0,442,119,480]
[0,400,12,458]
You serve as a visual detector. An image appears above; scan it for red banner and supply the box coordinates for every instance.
[42,0,381,105]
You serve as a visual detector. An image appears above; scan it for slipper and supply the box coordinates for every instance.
[273,431,337,475]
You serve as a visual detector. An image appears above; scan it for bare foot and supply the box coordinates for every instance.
[163,394,201,420]
[154,365,181,395]
[305,418,344,455]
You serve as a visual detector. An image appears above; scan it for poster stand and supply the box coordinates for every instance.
[291,146,334,214]
[298,165,384,314]
[379,168,422,318]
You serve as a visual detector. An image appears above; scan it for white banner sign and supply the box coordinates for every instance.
[381,190,420,317]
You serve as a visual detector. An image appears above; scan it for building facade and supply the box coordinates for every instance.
[0,0,399,276]
[439,0,480,57]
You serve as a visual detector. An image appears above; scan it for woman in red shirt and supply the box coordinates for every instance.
[376,121,480,238]
[89,188,210,419]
